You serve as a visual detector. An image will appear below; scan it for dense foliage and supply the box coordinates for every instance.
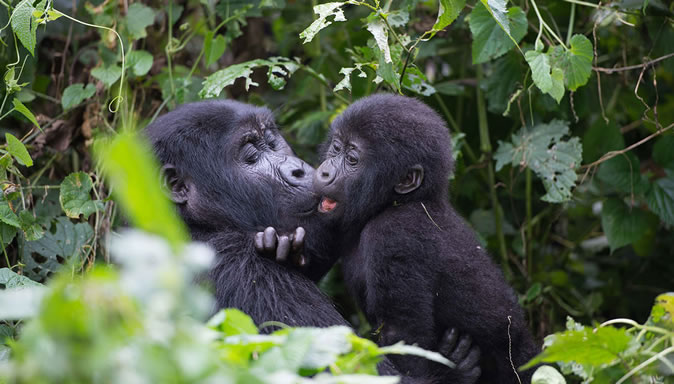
[0,0,672,382]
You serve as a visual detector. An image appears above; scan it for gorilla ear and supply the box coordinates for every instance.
[161,164,190,204]
[395,164,424,194]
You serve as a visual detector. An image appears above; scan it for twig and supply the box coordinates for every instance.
[593,52,674,73]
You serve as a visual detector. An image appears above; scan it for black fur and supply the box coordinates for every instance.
[312,94,539,383]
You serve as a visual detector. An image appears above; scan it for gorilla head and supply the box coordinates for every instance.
[145,100,315,233]
[313,94,453,230]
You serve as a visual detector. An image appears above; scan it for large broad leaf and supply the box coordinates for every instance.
[91,65,123,87]
[126,50,154,77]
[0,201,20,228]
[597,152,649,195]
[19,211,44,241]
[523,326,632,368]
[469,2,527,64]
[125,3,156,40]
[300,2,348,44]
[21,217,94,281]
[525,50,564,103]
[10,0,37,55]
[647,170,674,226]
[59,172,104,220]
[582,120,624,163]
[5,133,33,167]
[494,120,582,203]
[200,57,299,98]
[0,222,18,246]
[0,268,42,289]
[653,136,674,169]
[601,198,653,252]
[431,0,466,34]
[61,83,96,110]
[208,308,258,336]
[484,52,522,114]
[366,18,391,64]
[548,34,593,91]
[532,366,567,384]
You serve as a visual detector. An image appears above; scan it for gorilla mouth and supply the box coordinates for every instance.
[318,197,338,213]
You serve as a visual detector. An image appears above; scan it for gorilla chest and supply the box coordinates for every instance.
[342,246,371,310]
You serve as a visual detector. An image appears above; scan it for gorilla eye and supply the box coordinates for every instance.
[243,144,259,164]
[332,142,342,152]
[346,153,358,165]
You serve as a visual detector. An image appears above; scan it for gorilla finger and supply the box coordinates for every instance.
[263,227,277,250]
[450,335,472,362]
[458,346,481,370]
[254,232,265,253]
[438,328,459,357]
[292,227,305,251]
[276,236,291,263]
[298,254,307,267]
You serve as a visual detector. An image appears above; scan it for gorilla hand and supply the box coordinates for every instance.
[438,328,482,384]
[254,226,306,267]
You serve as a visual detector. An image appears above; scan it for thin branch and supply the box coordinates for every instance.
[594,52,674,73]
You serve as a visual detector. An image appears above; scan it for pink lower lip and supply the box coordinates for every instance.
[319,197,337,212]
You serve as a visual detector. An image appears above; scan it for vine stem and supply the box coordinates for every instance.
[525,168,532,276]
[476,65,510,278]
[616,346,674,384]
[54,9,125,112]
[529,0,567,50]
[566,2,576,45]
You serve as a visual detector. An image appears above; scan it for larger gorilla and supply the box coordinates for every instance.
[307,94,539,383]
[144,99,481,384]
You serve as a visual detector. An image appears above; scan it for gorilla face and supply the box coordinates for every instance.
[145,100,315,232]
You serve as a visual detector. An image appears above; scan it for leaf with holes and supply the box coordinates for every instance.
[11,0,37,55]
[0,268,42,289]
[300,2,348,44]
[61,83,96,110]
[20,217,93,281]
[469,2,527,64]
[494,120,582,203]
[548,34,593,91]
[601,198,652,252]
[366,17,391,64]
[59,172,104,220]
[200,58,300,98]
[5,133,33,167]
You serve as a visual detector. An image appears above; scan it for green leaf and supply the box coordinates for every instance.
[649,292,674,331]
[379,342,455,368]
[0,201,20,228]
[21,217,93,281]
[494,120,582,203]
[532,365,566,384]
[432,0,466,33]
[200,57,299,98]
[479,0,511,34]
[125,3,155,40]
[299,2,347,44]
[0,268,42,289]
[582,120,625,163]
[126,50,154,77]
[0,222,18,246]
[601,198,652,252]
[484,52,521,114]
[469,2,527,64]
[91,65,123,87]
[653,135,674,169]
[11,0,37,56]
[523,326,632,368]
[5,133,33,167]
[204,33,227,67]
[19,210,44,241]
[12,99,40,129]
[61,83,96,110]
[59,172,104,220]
[549,34,593,91]
[646,170,674,226]
[94,132,189,250]
[208,308,258,336]
[597,152,649,195]
[526,50,565,103]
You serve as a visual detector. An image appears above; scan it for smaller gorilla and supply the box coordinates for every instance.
[308,94,538,383]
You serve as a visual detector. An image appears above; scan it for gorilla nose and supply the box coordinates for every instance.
[280,157,314,187]
[315,161,336,186]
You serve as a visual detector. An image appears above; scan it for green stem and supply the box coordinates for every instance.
[525,167,532,277]
[433,93,479,164]
[476,65,510,277]
[0,92,9,117]
[166,0,176,103]
[530,0,568,50]
[566,2,576,45]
